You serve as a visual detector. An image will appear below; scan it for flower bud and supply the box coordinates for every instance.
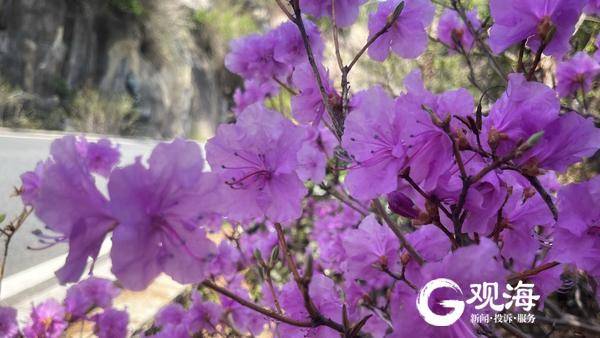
[387,191,419,219]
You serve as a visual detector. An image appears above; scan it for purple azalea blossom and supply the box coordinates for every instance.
[0,307,19,338]
[517,112,600,172]
[488,0,586,57]
[556,52,600,97]
[206,104,307,222]
[291,62,339,125]
[108,139,220,290]
[64,277,120,319]
[551,176,600,298]
[19,160,51,206]
[209,240,241,277]
[342,215,399,287]
[437,8,481,52]
[77,138,121,177]
[585,0,600,15]
[299,0,367,27]
[497,188,554,268]
[342,86,408,200]
[233,80,279,115]
[155,303,186,328]
[390,239,505,337]
[367,0,435,61]
[93,308,129,338]
[296,126,333,184]
[225,33,290,85]
[272,20,324,65]
[31,136,115,284]
[483,73,560,157]
[23,299,67,338]
[184,292,222,333]
[312,201,360,271]
[398,69,475,191]
[279,274,342,337]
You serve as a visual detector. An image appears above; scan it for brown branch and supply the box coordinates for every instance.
[331,0,344,72]
[287,1,343,139]
[273,77,298,96]
[346,1,405,72]
[202,280,313,327]
[274,223,346,333]
[507,261,560,282]
[0,207,33,296]
[372,199,425,266]
[321,184,369,216]
[526,42,547,81]
[451,0,507,81]
[536,315,600,335]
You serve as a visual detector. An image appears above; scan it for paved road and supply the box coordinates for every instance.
[0,129,157,277]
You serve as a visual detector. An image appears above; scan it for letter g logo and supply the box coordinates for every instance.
[416,278,465,326]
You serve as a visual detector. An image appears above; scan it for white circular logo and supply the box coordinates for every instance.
[416,278,465,326]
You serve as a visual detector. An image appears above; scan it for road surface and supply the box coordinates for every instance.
[0,128,157,277]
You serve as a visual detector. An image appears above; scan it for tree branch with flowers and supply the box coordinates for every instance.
[2,0,600,337]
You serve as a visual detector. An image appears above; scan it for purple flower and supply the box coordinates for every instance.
[272,20,324,65]
[398,69,474,191]
[483,73,560,157]
[437,8,481,52]
[184,292,222,333]
[31,136,115,283]
[23,299,67,338]
[311,201,360,270]
[279,274,342,337]
[497,188,554,268]
[206,104,307,222]
[0,307,18,338]
[64,277,120,319]
[388,190,420,219]
[517,112,600,172]
[551,177,600,298]
[296,126,333,184]
[342,215,399,287]
[342,86,408,200]
[93,308,129,338]
[390,239,505,337]
[585,0,600,15]
[556,52,600,97]
[108,139,219,290]
[225,33,290,85]
[299,0,367,27]
[77,138,121,177]
[291,62,339,125]
[233,80,279,115]
[209,240,241,277]
[19,160,51,206]
[367,0,435,61]
[155,303,186,328]
[488,0,586,57]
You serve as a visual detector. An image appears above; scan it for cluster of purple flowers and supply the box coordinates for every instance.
[5,0,600,337]
[0,277,125,338]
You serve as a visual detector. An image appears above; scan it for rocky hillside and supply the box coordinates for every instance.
[0,0,238,138]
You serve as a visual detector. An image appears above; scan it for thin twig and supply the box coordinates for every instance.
[0,207,33,296]
[202,280,313,327]
[372,199,425,265]
[331,0,344,72]
[507,261,560,282]
[274,223,346,333]
[273,77,298,96]
[346,2,405,72]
